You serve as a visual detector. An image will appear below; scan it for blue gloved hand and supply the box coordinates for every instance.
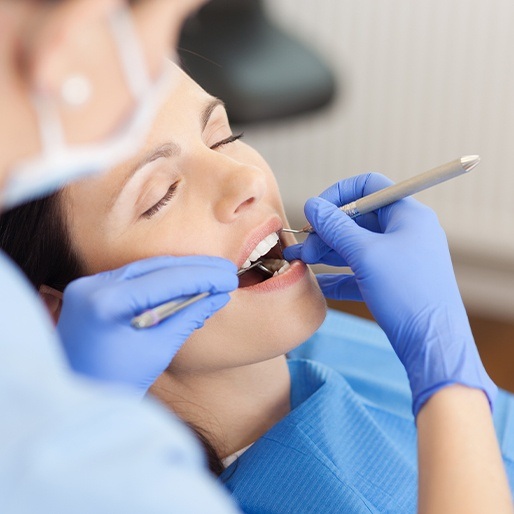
[57,255,238,397]
[284,173,497,416]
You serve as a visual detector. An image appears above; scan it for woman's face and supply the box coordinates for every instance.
[63,62,327,373]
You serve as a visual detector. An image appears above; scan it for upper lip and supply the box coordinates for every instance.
[236,216,283,268]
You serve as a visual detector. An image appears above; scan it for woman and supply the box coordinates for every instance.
[2,60,513,513]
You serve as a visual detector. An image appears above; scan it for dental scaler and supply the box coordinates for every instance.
[131,260,273,329]
[282,155,480,233]
[132,155,479,329]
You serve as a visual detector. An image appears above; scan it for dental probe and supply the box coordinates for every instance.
[282,155,480,234]
[131,261,273,329]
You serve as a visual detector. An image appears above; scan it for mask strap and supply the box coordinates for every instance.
[108,7,151,99]
[32,96,66,164]
[31,6,151,161]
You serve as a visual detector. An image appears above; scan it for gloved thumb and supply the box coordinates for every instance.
[304,197,370,264]
[282,243,302,262]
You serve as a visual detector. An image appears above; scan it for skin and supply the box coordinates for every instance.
[61,61,327,456]
[0,0,207,194]
[418,386,513,514]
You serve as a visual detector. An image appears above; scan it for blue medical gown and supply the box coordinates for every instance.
[220,309,514,513]
[0,251,238,514]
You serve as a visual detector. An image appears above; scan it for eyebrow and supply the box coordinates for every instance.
[201,97,225,131]
[108,97,225,211]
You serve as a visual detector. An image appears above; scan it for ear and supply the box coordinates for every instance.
[39,285,63,326]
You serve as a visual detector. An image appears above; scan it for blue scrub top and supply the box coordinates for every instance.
[0,251,238,514]
[220,310,514,513]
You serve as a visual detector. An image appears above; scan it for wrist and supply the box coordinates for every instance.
[417,384,491,420]
[417,384,513,513]
[403,335,497,417]
[407,345,498,417]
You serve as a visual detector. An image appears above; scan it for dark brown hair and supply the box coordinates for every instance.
[0,192,83,292]
[0,192,225,476]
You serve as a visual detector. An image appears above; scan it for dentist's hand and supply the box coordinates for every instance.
[284,173,496,416]
[57,256,238,398]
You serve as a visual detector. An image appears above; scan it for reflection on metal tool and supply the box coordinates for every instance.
[131,260,273,329]
[281,155,480,234]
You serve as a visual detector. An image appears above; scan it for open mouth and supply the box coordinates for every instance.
[238,232,290,288]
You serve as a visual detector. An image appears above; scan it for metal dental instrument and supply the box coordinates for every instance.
[131,260,273,329]
[282,155,480,234]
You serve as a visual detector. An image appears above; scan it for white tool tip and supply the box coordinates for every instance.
[461,155,480,172]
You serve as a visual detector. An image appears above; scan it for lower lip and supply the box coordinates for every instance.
[238,260,307,293]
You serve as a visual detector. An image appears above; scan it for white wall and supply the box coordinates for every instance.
[242,0,514,320]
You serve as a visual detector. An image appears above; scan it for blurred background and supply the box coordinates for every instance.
[180,0,514,391]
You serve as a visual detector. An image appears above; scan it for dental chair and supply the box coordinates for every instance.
[178,0,337,124]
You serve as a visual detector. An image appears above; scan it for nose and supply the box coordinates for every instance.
[210,157,267,224]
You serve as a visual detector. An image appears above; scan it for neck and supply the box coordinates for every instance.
[151,355,291,458]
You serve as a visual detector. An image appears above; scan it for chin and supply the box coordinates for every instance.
[170,266,327,373]
[272,269,328,354]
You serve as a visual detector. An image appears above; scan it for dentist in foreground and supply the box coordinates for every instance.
[0,2,512,514]
[0,1,239,512]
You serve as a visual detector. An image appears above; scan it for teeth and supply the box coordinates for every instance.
[242,232,279,269]
[259,258,283,272]
[272,261,290,276]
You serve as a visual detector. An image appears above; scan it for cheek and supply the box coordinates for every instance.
[83,216,224,273]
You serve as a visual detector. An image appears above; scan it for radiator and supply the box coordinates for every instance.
[240,0,514,319]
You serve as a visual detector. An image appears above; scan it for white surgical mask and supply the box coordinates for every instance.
[2,7,175,210]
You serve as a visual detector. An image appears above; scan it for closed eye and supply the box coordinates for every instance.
[141,182,178,220]
[210,132,244,150]
[140,133,243,220]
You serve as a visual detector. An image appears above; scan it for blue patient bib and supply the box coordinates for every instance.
[220,310,514,514]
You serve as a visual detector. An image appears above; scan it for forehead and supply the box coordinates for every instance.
[149,62,210,132]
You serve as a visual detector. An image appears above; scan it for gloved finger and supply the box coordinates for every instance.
[334,173,435,234]
[376,195,437,235]
[135,294,232,375]
[292,243,351,267]
[352,211,381,234]
[316,273,363,301]
[145,292,232,339]
[315,173,392,234]
[284,242,351,266]
[317,172,394,206]
[283,237,350,266]
[94,266,239,318]
[102,255,237,282]
[317,173,371,205]
[304,197,372,262]
[283,243,302,262]
[292,232,333,264]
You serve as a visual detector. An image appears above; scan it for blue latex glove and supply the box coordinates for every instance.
[57,255,238,397]
[284,173,497,416]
